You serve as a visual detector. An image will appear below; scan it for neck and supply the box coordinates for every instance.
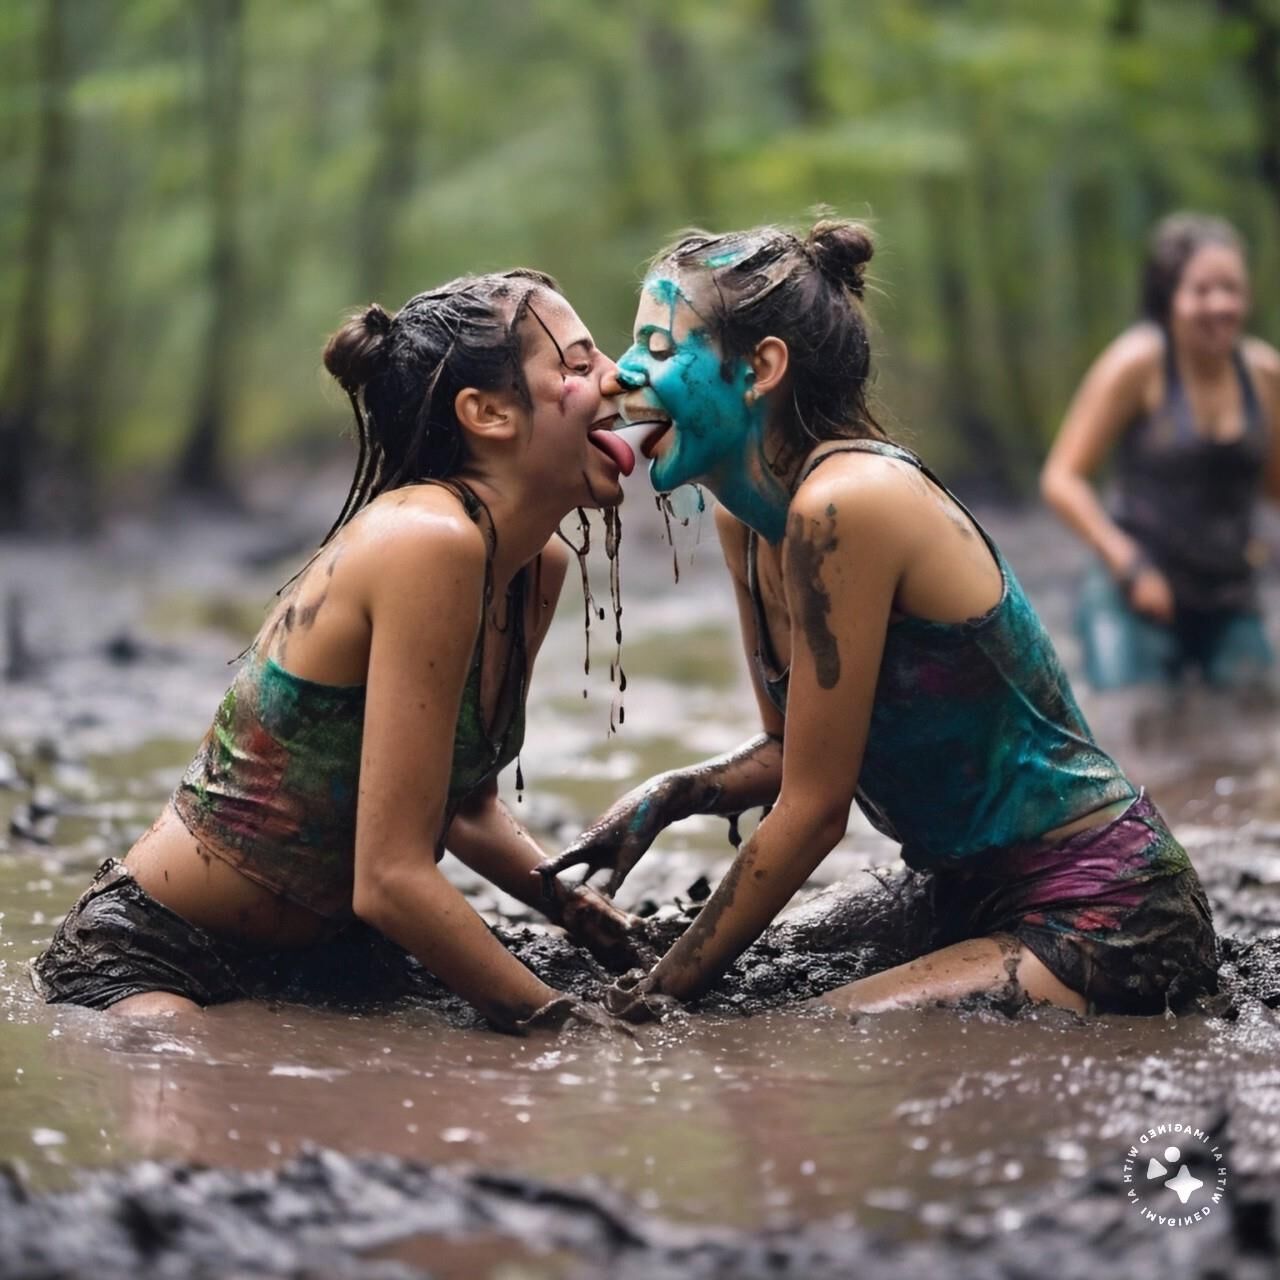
[453,470,566,595]
[703,423,793,545]
[1172,333,1235,380]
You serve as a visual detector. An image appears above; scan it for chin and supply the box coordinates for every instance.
[649,454,690,495]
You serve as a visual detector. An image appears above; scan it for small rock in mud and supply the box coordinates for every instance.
[0,749,25,790]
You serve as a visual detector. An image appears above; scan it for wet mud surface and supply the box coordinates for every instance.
[4,489,1280,1276]
[2,1137,1275,1280]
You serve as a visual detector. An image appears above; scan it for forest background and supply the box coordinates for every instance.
[4,0,1280,531]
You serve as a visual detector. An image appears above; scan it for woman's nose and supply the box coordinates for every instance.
[603,363,645,395]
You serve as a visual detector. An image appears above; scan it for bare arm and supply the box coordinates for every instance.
[1243,337,1280,503]
[613,470,901,1011]
[442,539,651,970]
[539,506,784,895]
[350,515,560,1031]
[1041,326,1175,620]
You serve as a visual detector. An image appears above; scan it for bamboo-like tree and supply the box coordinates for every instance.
[175,0,244,499]
[0,0,69,530]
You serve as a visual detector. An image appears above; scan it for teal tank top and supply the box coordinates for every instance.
[748,440,1135,870]
[172,486,527,918]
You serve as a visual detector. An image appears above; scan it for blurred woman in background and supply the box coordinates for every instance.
[1041,213,1280,691]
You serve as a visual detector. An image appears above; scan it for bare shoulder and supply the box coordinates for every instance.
[1093,323,1163,386]
[1242,335,1280,388]
[345,488,488,598]
[791,447,914,527]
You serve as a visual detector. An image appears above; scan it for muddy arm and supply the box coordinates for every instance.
[538,732,783,896]
[613,471,901,1013]
[351,517,563,1032]
[447,779,653,972]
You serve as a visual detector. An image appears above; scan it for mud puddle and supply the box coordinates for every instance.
[3,492,1280,1276]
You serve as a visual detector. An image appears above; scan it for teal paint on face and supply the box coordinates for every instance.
[616,275,791,543]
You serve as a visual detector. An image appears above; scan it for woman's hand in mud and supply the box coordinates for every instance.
[1127,563,1175,624]
[538,774,689,896]
[513,994,637,1038]
[602,969,684,1026]
[558,885,658,974]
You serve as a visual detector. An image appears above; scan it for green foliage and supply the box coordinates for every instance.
[1,0,1278,511]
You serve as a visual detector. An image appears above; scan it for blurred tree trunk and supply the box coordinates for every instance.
[1217,1,1280,221]
[646,16,710,223]
[768,0,822,123]
[921,173,1020,499]
[176,0,245,499]
[0,0,69,531]
[359,0,424,301]
[1109,0,1144,37]
[63,181,130,534]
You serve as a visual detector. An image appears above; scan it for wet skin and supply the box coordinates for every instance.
[615,275,792,544]
[112,292,643,1028]
[552,285,1121,1018]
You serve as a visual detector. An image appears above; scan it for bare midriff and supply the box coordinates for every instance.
[125,805,336,949]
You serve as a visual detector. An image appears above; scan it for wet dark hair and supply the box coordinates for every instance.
[1141,213,1246,326]
[650,217,884,448]
[321,268,560,542]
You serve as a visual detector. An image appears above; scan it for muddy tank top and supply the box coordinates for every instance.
[747,439,1136,871]
[171,491,527,919]
[1113,336,1267,612]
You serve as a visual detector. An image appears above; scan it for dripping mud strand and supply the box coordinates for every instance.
[560,507,627,730]
[604,505,625,732]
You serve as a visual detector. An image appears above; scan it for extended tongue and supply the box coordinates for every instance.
[589,429,636,477]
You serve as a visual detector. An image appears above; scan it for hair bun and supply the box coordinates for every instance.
[323,303,394,393]
[806,219,873,297]
[362,303,392,336]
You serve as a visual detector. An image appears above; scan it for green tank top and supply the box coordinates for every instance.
[172,486,527,918]
[747,439,1135,869]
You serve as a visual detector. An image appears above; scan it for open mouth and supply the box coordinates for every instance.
[639,419,672,459]
[587,414,636,477]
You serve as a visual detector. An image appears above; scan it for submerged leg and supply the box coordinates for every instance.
[814,934,1087,1015]
[109,991,203,1018]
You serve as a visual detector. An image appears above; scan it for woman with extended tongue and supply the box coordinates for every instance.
[32,270,647,1032]
[540,220,1218,1018]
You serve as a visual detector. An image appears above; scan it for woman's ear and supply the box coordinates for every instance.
[454,387,519,443]
[749,337,789,399]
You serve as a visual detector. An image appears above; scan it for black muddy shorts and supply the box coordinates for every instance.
[927,795,1219,1015]
[30,859,411,1011]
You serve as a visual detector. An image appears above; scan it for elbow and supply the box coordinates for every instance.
[771,795,848,861]
[351,859,421,933]
[352,873,392,931]
[811,809,850,857]
[1038,462,1064,512]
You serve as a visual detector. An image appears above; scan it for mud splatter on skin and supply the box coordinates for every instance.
[543,734,782,894]
[785,507,841,689]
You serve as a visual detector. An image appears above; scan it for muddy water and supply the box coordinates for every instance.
[3,488,1280,1277]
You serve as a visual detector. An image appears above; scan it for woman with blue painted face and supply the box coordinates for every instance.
[539,219,1218,1018]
